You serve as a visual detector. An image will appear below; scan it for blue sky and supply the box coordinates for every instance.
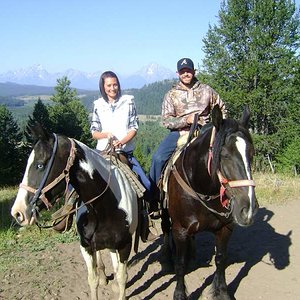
[0,1,299,75]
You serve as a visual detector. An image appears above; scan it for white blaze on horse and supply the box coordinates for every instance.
[11,123,142,300]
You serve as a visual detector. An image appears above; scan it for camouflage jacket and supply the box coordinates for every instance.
[162,78,227,131]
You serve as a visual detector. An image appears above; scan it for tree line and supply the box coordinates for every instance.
[1,0,300,187]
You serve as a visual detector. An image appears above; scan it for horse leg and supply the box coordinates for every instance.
[109,249,119,294]
[161,208,173,268]
[109,242,131,300]
[116,242,131,300]
[173,227,189,300]
[80,245,99,300]
[96,250,107,286]
[211,226,232,300]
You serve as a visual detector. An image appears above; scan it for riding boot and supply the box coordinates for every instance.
[140,198,159,242]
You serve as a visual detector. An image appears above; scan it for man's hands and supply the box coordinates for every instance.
[186,113,209,126]
[186,114,196,125]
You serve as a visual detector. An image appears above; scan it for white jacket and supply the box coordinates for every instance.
[90,95,139,152]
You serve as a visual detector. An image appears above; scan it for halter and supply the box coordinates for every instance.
[171,125,255,218]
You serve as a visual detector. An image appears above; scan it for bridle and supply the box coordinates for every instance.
[171,126,255,218]
[19,135,113,227]
[19,134,76,221]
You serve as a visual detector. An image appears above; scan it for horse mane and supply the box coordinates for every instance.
[211,118,252,183]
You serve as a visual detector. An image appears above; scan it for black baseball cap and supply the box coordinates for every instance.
[177,58,194,71]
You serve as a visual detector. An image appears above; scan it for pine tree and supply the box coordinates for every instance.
[24,98,51,133]
[48,76,92,146]
[32,98,51,129]
[0,105,24,185]
[200,0,300,171]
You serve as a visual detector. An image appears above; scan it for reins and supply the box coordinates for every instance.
[171,164,232,217]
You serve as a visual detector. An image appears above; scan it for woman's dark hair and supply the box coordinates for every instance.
[99,71,122,102]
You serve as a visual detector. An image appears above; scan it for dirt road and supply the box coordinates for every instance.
[1,201,299,299]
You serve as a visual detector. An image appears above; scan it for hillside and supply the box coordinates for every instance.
[0,82,96,97]
[0,82,55,97]
[0,80,176,120]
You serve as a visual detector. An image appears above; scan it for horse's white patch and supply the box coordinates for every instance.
[23,150,35,186]
[11,150,35,220]
[79,159,95,180]
[17,150,35,202]
[236,137,255,215]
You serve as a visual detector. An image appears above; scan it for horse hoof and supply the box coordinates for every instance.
[174,290,187,300]
[207,288,231,300]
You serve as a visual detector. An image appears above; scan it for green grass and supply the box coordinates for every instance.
[0,187,78,274]
[0,186,17,230]
[254,172,300,205]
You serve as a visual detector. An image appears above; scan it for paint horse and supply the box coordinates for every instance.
[11,123,141,300]
[161,105,258,300]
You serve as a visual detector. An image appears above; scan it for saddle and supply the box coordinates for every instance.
[102,149,146,198]
[160,121,212,209]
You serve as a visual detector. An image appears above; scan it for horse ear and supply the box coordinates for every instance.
[26,119,50,143]
[212,104,223,130]
[240,105,250,128]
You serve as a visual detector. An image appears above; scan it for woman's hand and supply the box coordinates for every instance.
[106,133,122,148]
[112,139,123,149]
[106,132,114,139]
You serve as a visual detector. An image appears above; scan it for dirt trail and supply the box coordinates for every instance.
[1,201,299,300]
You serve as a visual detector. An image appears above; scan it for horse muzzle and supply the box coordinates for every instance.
[11,204,38,226]
[233,194,258,227]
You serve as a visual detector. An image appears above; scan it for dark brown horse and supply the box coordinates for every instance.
[161,105,258,300]
[11,123,142,300]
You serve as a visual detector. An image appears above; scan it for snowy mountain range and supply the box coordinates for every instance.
[0,63,176,90]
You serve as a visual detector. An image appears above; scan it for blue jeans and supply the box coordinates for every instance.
[127,154,151,192]
[149,131,179,195]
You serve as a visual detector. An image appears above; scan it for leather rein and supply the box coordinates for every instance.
[171,126,255,218]
[19,135,112,227]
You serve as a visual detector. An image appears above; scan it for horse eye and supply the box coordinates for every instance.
[221,149,230,159]
[37,163,44,169]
